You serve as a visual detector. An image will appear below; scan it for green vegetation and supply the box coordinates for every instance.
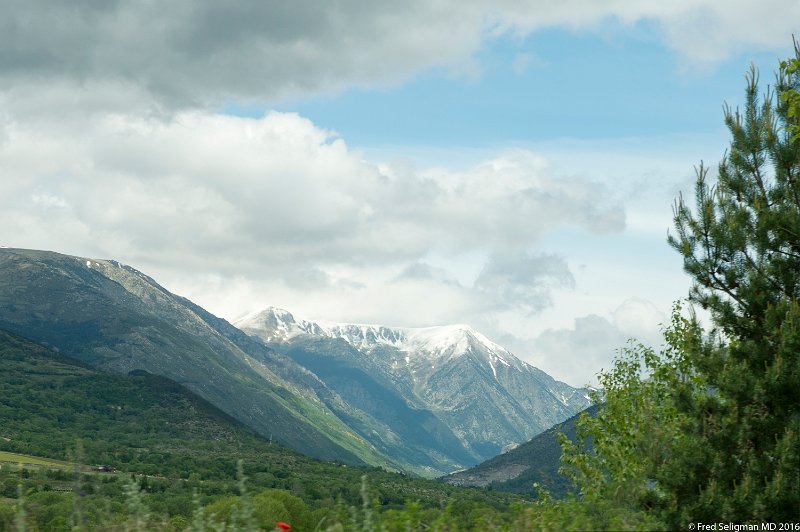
[515,44,800,529]
[780,39,800,141]
[0,453,70,469]
[662,43,800,525]
[0,328,526,530]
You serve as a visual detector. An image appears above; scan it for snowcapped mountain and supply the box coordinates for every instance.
[0,247,589,478]
[237,307,592,474]
[238,307,522,375]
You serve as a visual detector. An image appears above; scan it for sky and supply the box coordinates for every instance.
[1,2,797,387]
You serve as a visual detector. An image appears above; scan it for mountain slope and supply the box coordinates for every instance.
[0,248,393,468]
[0,327,296,473]
[237,307,592,474]
[0,327,526,523]
[277,334,477,475]
[441,404,600,498]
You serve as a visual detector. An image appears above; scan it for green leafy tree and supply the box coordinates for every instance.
[780,39,800,141]
[524,309,698,531]
[551,44,800,530]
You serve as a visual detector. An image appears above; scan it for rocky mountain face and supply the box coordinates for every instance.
[0,248,396,469]
[237,307,592,475]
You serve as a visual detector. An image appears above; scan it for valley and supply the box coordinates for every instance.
[0,247,588,478]
[0,327,527,530]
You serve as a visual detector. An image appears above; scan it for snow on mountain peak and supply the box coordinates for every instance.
[236,306,306,341]
[235,307,517,372]
[405,324,477,356]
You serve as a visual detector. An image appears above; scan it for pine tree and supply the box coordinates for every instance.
[666,44,800,524]
[554,44,800,530]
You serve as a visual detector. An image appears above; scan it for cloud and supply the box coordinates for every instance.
[385,252,577,327]
[532,314,629,387]
[413,151,625,251]
[398,262,461,286]
[0,110,623,272]
[611,297,667,344]
[1,1,748,390]
[475,251,575,315]
[654,0,799,64]
[0,104,632,370]
[0,1,484,107]
[526,297,668,386]
[1,2,795,108]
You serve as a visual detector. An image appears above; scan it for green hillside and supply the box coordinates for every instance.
[0,328,526,530]
[0,248,397,470]
[486,405,599,496]
[441,405,599,498]
[0,327,292,477]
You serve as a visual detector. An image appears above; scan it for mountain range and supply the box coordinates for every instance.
[0,247,387,468]
[238,308,590,474]
[0,247,590,476]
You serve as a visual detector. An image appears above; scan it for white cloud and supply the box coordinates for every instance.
[475,251,575,315]
[1,89,710,386]
[1,1,795,108]
[530,314,629,387]
[611,297,667,345]
[30,192,68,209]
[0,109,624,325]
[524,297,668,386]
[5,1,764,387]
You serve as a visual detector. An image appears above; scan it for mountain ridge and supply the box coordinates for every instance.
[237,306,584,397]
[238,306,511,358]
[237,306,592,474]
[0,247,396,469]
[1,247,591,477]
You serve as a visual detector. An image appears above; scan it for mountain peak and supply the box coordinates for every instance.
[404,323,496,354]
[240,306,297,326]
[236,307,515,370]
[235,307,311,341]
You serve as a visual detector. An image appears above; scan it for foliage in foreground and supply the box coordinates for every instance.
[664,40,800,525]
[0,462,535,531]
[525,43,800,530]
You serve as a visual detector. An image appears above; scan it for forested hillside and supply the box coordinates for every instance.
[442,405,600,497]
[0,328,526,530]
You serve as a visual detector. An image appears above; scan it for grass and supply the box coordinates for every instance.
[0,451,71,469]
